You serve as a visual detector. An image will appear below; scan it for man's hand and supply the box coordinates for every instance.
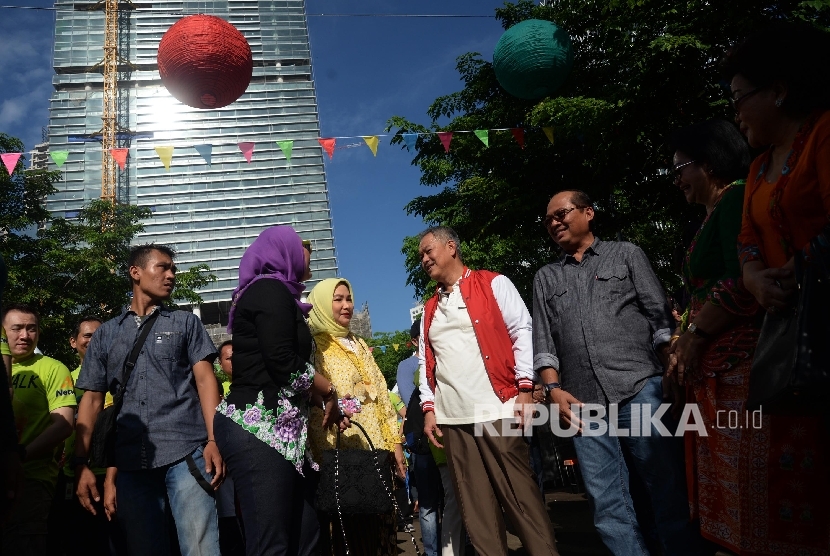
[2,451,24,522]
[514,391,535,431]
[103,467,117,521]
[75,465,101,515]
[203,441,225,490]
[423,410,443,449]
[550,388,583,433]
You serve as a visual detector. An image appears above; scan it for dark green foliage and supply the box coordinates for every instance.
[387,0,830,304]
[365,330,417,389]
[0,133,216,365]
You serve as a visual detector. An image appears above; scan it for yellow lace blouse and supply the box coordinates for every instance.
[308,333,399,462]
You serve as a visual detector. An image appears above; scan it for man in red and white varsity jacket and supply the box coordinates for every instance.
[416,226,559,556]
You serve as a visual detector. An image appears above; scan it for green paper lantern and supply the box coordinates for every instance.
[493,19,574,100]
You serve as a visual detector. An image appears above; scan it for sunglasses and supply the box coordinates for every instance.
[543,206,587,228]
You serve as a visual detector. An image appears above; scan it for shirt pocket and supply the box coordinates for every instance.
[595,264,633,298]
[153,331,184,361]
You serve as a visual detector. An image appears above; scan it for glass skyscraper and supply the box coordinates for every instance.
[46,0,337,323]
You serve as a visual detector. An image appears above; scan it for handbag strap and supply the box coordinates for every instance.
[112,311,159,410]
[333,421,421,556]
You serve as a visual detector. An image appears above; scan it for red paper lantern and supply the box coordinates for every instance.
[157,15,253,109]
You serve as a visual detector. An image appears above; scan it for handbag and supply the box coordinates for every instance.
[89,312,159,468]
[316,421,421,555]
[747,240,830,410]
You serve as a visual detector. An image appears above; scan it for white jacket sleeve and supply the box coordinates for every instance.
[417,313,435,411]
[491,274,536,387]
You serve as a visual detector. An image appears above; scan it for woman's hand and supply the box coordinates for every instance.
[669,332,708,386]
[393,444,406,479]
[321,395,350,431]
[744,261,796,312]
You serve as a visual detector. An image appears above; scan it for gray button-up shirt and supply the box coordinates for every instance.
[532,238,673,405]
[77,305,218,470]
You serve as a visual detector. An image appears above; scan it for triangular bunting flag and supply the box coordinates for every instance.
[402,133,418,152]
[437,132,453,153]
[277,140,293,163]
[110,148,128,170]
[511,128,525,149]
[50,150,69,168]
[194,144,212,166]
[238,142,255,163]
[379,345,387,354]
[474,129,489,147]
[362,136,379,157]
[392,344,399,351]
[543,127,555,145]
[1,152,22,175]
[318,138,336,159]
[369,347,375,353]
[154,146,174,171]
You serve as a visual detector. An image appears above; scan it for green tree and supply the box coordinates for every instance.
[388,0,830,303]
[0,134,216,365]
[365,330,417,389]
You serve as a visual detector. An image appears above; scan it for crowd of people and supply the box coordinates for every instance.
[0,20,829,556]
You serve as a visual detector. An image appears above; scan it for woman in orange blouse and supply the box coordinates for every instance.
[723,22,830,555]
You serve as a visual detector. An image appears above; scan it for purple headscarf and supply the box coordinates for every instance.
[227,226,313,333]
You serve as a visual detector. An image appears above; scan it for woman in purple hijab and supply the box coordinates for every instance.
[214,226,348,556]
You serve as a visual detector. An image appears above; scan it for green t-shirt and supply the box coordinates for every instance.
[1,328,9,356]
[63,365,113,477]
[11,354,76,488]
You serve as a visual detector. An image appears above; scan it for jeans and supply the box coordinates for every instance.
[215,412,318,556]
[572,376,700,556]
[412,453,441,556]
[116,445,220,556]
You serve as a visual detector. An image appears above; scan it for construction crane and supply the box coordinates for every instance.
[84,0,135,203]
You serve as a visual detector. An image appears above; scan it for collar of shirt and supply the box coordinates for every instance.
[116,304,172,327]
[558,237,604,266]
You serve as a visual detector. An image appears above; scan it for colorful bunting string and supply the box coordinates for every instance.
[16,126,557,171]
[1,152,21,174]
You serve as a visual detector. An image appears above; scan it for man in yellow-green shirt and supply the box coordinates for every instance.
[1,304,75,556]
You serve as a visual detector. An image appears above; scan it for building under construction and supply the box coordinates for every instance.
[44,0,338,324]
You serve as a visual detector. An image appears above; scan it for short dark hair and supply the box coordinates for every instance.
[2,303,40,326]
[410,319,421,339]
[129,244,176,269]
[670,119,751,183]
[72,316,103,339]
[722,22,830,115]
[218,340,232,356]
[553,189,596,232]
[417,226,463,263]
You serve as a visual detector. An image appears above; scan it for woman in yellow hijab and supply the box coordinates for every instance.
[307,278,404,556]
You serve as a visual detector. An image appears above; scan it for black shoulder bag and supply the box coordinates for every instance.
[89,312,159,468]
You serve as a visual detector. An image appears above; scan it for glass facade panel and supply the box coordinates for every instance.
[46,0,337,309]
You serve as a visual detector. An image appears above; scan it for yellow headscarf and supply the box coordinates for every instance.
[307,277,354,338]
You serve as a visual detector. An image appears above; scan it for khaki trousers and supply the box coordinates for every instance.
[444,419,559,556]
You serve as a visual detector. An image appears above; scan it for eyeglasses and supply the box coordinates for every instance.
[543,206,585,228]
[672,160,697,183]
[730,88,761,110]
[301,240,313,253]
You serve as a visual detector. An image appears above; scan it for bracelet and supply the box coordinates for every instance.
[206,439,216,444]
[670,335,681,341]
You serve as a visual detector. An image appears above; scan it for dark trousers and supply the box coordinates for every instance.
[215,412,318,556]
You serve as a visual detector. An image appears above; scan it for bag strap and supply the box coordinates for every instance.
[112,311,159,409]
[186,452,215,496]
[333,421,421,556]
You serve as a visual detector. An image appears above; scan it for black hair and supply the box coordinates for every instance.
[670,119,751,183]
[2,303,40,326]
[722,22,830,115]
[72,316,103,339]
[410,319,421,339]
[129,244,176,269]
[552,189,596,232]
[218,340,232,356]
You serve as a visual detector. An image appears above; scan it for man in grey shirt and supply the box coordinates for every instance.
[73,244,223,556]
[533,190,698,555]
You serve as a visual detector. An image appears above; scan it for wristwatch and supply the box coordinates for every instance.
[543,382,561,396]
[72,455,90,468]
[687,323,713,340]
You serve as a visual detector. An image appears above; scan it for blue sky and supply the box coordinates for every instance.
[0,0,509,333]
